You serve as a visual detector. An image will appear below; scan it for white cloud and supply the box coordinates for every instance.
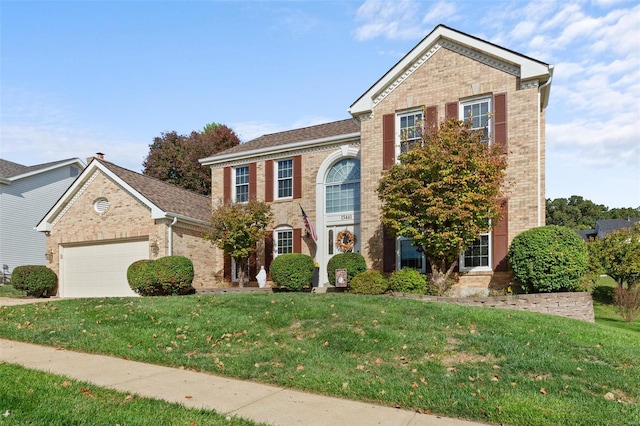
[421,1,458,26]
[353,0,426,40]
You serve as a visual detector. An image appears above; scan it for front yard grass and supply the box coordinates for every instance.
[1,292,638,425]
[0,362,261,426]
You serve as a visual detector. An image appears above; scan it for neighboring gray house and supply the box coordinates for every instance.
[0,158,85,274]
[577,218,640,241]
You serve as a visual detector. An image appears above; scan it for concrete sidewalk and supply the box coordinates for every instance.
[0,339,488,426]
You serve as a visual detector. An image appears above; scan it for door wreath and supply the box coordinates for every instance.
[336,230,356,252]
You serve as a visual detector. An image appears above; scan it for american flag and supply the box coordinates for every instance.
[299,204,317,241]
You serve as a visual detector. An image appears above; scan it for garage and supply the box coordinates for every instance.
[60,239,148,298]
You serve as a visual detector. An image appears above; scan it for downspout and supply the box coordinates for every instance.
[537,66,554,226]
[167,216,178,256]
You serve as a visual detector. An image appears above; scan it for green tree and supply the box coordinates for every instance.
[204,200,273,287]
[545,196,609,229]
[589,223,640,288]
[143,123,240,195]
[377,118,507,292]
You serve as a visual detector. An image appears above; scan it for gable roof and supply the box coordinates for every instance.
[349,24,553,117]
[200,119,360,166]
[36,158,212,232]
[595,218,640,238]
[0,158,85,184]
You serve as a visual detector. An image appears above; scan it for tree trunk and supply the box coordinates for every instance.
[427,257,458,296]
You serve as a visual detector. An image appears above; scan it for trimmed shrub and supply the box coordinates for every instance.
[349,270,388,295]
[11,265,57,297]
[127,256,194,296]
[388,268,426,294]
[154,256,195,295]
[508,225,589,293]
[269,253,315,291]
[327,252,367,286]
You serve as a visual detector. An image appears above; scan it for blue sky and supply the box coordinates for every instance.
[1,0,639,209]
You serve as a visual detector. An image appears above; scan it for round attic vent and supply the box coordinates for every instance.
[94,197,110,214]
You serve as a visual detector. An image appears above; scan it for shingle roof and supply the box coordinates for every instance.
[595,218,640,238]
[98,159,212,223]
[213,119,360,157]
[0,158,80,179]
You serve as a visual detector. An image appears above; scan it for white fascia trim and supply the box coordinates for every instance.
[199,132,361,167]
[162,212,211,227]
[9,159,86,182]
[36,161,164,232]
[349,25,551,116]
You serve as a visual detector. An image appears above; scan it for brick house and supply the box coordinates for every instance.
[36,156,215,297]
[200,25,553,295]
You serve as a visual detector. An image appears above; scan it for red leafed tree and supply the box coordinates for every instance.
[377,118,507,293]
[143,123,240,195]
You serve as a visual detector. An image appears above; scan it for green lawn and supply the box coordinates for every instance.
[1,292,638,426]
[0,362,262,426]
[0,284,24,298]
[592,276,640,334]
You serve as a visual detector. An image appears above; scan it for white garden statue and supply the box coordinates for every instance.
[256,265,267,288]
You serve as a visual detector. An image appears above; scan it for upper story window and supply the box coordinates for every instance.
[234,166,249,203]
[274,226,293,256]
[276,159,293,199]
[398,110,423,155]
[325,158,360,214]
[462,97,491,143]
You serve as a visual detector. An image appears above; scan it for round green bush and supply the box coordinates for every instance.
[11,265,57,297]
[508,225,589,293]
[269,253,315,291]
[349,270,388,295]
[327,252,367,286]
[388,268,426,294]
[154,256,195,295]
[127,256,194,296]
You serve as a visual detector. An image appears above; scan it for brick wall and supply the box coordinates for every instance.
[396,292,595,322]
[360,46,545,291]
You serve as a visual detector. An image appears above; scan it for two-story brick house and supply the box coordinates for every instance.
[200,24,553,294]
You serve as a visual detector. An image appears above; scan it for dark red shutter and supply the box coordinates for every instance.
[293,155,302,199]
[265,161,273,202]
[425,106,438,136]
[445,102,458,120]
[264,234,274,276]
[224,256,231,281]
[492,199,509,271]
[382,226,396,272]
[249,163,257,200]
[493,93,507,154]
[293,228,302,253]
[249,251,257,283]
[382,113,395,170]
[223,167,231,203]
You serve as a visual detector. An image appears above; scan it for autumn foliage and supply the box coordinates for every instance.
[377,118,507,292]
[143,123,240,195]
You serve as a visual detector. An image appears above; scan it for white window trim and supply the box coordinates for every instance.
[274,225,294,257]
[274,158,294,200]
[396,109,424,161]
[233,165,249,204]
[396,237,426,273]
[460,96,492,144]
[459,231,493,272]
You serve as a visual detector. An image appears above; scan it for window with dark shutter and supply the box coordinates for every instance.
[425,106,438,136]
[382,226,396,272]
[293,228,302,253]
[249,163,257,200]
[445,102,458,120]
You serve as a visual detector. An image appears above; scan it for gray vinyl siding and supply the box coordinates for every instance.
[0,166,79,274]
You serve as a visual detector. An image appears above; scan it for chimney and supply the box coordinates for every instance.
[96,152,105,160]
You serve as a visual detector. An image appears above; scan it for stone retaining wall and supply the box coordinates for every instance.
[394,292,595,322]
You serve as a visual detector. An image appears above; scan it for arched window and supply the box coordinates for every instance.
[325,158,360,214]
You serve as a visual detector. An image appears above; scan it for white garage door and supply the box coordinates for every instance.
[60,239,149,298]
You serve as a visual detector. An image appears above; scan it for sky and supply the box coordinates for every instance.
[1,0,639,209]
